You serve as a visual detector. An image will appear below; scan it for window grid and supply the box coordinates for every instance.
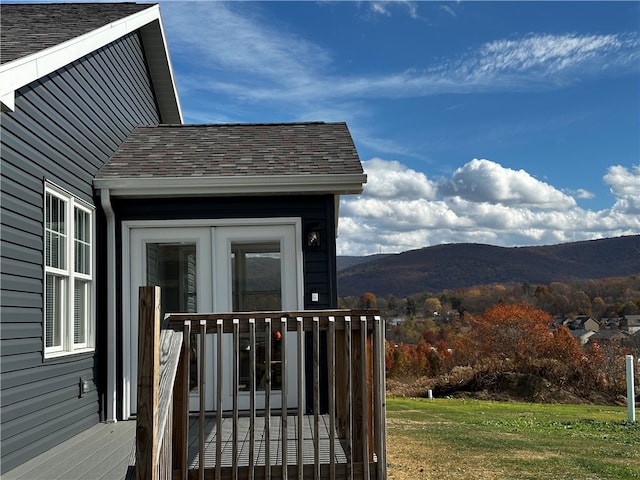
[44,185,94,357]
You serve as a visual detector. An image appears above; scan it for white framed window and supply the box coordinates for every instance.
[44,183,95,358]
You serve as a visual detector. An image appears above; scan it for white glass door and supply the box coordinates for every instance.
[214,224,301,411]
[129,227,213,414]
[126,221,302,415]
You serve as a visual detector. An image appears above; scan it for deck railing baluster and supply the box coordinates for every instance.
[198,320,206,480]
[313,317,320,480]
[249,318,256,480]
[296,317,304,480]
[360,316,370,480]
[280,317,288,480]
[233,318,240,480]
[264,317,272,480]
[216,319,223,480]
[373,315,387,480]
[328,316,336,480]
[344,316,353,480]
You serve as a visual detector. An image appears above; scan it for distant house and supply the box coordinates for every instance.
[621,315,640,334]
[605,317,622,329]
[570,329,596,347]
[564,315,599,332]
[575,315,600,332]
[589,329,630,345]
[0,2,366,474]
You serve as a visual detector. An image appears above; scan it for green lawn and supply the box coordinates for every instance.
[386,397,639,480]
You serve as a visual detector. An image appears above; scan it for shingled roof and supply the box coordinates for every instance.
[1,3,153,64]
[94,123,366,197]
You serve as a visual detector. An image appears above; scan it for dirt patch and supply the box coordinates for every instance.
[386,435,504,480]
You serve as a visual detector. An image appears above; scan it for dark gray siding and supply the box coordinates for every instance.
[0,32,160,473]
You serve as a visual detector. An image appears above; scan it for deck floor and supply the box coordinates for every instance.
[188,414,347,468]
[2,415,347,479]
[2,421,136,480]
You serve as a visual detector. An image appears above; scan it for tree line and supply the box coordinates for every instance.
[339,275,640,402]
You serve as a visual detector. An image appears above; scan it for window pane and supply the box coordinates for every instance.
[45,193,66,269]
[231,242,281,311]
[74,208,90,274]
[45,273,64,348]
[74,279,87,344]
[146,243,198,390]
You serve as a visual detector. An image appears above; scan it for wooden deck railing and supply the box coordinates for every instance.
[133,286,387,480]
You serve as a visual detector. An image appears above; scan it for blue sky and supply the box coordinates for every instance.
[158,1,639,256]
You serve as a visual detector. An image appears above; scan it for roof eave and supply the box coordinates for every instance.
[0,4,182,122]
[94,173,367,198]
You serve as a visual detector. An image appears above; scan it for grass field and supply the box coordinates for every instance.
[386,397,639,480]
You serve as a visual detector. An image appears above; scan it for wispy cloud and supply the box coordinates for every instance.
[165,1,639,106]
[448,33,640,88]
[367,1,420,19]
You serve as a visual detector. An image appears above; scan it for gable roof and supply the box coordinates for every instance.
[0,2,181,121]
[94,122,366,197]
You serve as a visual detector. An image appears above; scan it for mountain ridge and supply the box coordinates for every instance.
[337,235,640,298]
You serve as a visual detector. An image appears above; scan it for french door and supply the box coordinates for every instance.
[125,220,302,416]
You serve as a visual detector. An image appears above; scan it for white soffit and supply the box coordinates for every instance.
[0,4,182,122]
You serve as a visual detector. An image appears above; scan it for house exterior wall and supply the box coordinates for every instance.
[110,194,338,417]
[0,32,160,473]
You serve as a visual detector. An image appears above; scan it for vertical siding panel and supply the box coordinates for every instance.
[0,30,161,474]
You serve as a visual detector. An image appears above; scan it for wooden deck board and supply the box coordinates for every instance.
[2,421,136,480]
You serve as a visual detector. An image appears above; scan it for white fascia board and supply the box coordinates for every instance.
[94,173,367,198]
[0,4,180,118]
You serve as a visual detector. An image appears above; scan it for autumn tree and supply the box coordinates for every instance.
[470,302,582,369]
[423,297,442,317]
[359,292,377,309]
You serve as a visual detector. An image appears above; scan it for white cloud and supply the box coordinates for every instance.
[440,159,577,209]
[362,158,438,200]
[604,165,640,214]
[337,158,640,256]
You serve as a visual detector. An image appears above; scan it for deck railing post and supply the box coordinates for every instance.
[172,320,191,480]
[136,286,161,480]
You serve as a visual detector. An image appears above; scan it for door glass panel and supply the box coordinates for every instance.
[146,243,198,391]
[231,242,281,311]
[232,242,282,392]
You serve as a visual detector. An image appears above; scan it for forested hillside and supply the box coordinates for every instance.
[337,235,640,298]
